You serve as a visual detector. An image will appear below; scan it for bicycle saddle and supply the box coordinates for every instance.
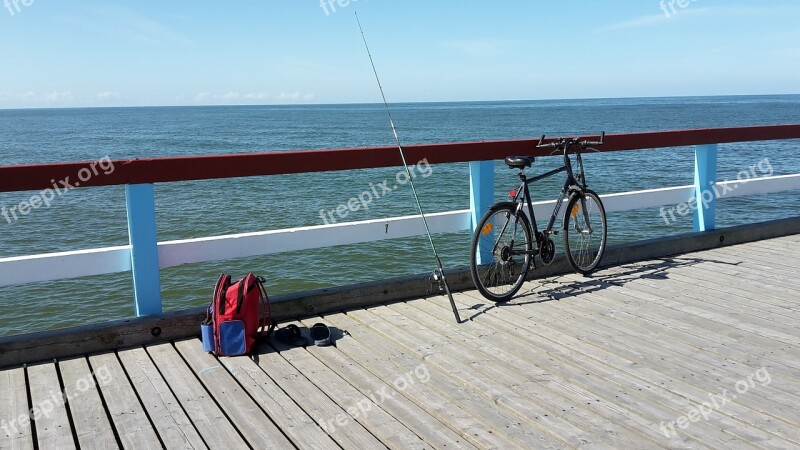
[505,156,534,169]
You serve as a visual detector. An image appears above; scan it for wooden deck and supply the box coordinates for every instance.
[1,235,799,449]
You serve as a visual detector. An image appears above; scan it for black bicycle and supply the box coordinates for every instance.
[469,133,608,302]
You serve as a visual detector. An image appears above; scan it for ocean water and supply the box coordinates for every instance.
[1,95,799,336]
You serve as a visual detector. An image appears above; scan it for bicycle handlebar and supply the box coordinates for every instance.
[536,131,605,150]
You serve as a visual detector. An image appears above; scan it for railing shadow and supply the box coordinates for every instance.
[462,255,741,321]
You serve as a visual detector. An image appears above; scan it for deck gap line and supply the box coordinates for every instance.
[88,354,131,450]
[449,290,770,448]
[141,343,209,449]
[264,340,390,449]
[520,290,800,432]
[297,315,449,449]
[456,288,799,444]
[561,275,800,373]
[169,341,254,450]
[208,347,301,450]
[109,350,166,450]
[566,269,799,345]
[328,309,528,449]
[567,289,800,402]
[319,312,516,449]
[394,299,676,449]
[244,337,346,450]
[346,305,587,448]
[53,359,81,449]
[23,364,40,450]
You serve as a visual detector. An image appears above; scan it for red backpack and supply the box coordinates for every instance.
[208,273,274,356]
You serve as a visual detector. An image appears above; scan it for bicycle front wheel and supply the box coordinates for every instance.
[470,203,533,302]
[563,190,607,275]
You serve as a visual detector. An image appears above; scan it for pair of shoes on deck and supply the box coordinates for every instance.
[274,323,331,347]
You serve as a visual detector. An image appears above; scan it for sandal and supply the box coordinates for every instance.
[310,323,331,346]
[275,324,308,346]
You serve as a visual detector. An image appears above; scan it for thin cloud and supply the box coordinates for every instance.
[97,91,121,101]
[277,91,315,101]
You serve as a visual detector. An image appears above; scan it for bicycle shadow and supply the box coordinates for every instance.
[462,255,741,321]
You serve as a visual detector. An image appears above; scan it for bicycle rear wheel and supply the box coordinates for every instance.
[563,190,607,275]
[470,203,533,302]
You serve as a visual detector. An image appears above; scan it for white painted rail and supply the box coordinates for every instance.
[1,173,798,288]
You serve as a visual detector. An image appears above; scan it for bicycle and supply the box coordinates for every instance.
[469,133,608,302]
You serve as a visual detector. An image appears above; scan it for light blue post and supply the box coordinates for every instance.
[469,160,494,264]
[125,184,163,316]
[693,144,718,232]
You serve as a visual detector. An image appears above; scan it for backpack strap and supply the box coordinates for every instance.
[215,274,231,316]
[235,275,248,315]
[212,274,231,354]
[256,275,275,337]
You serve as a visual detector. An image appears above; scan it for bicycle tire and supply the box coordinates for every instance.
[563,189,607,275]
[470,203,533,302]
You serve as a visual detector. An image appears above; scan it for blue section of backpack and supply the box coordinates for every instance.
[219,320,246,355]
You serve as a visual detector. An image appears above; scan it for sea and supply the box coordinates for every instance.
[1,95,799,336]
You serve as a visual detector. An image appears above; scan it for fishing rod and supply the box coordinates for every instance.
[355,12,461,324]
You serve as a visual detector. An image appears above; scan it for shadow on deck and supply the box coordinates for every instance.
[2,236,799,449]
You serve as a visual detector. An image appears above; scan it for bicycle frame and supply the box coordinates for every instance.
[509,151,586,247]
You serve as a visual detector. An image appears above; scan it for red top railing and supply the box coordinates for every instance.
[2,125,800,193]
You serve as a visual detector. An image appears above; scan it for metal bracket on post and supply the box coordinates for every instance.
[469,160,494,264]
[125,183,163,316]
[693,144,718,232]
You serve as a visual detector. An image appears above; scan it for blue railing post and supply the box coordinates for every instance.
[125,184,163,316]
[693,144,718,232]
[469,160,494,264]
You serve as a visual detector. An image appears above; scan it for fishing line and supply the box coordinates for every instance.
[355,12,461,323]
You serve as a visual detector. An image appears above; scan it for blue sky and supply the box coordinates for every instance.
[1,0,798,109]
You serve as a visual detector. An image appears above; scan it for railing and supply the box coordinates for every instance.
[2,125,800,316]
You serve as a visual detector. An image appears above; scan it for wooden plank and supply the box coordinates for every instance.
[26,362,76,449]
[173,339,294,449]
[88,352,162,449]
[0,367,34,450]
[266,333,428,449]
[144,343,247,449]
[116,347,207,449]
[249,340,388,449]
[557,289,800,422]
[295,318,478,450]
[409,295,713,449]
[607,257,799,327]
[364,302,685,449]
[453,290,770,448]
[593,263,800,345]
[58,357,118,449]
[391,299,683,448]
[316,312,524,449]
[218,351,340,450]
[551,272,800,373]
[325,310,561,449]
[506,287,800,445]
[504,276,800,441]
